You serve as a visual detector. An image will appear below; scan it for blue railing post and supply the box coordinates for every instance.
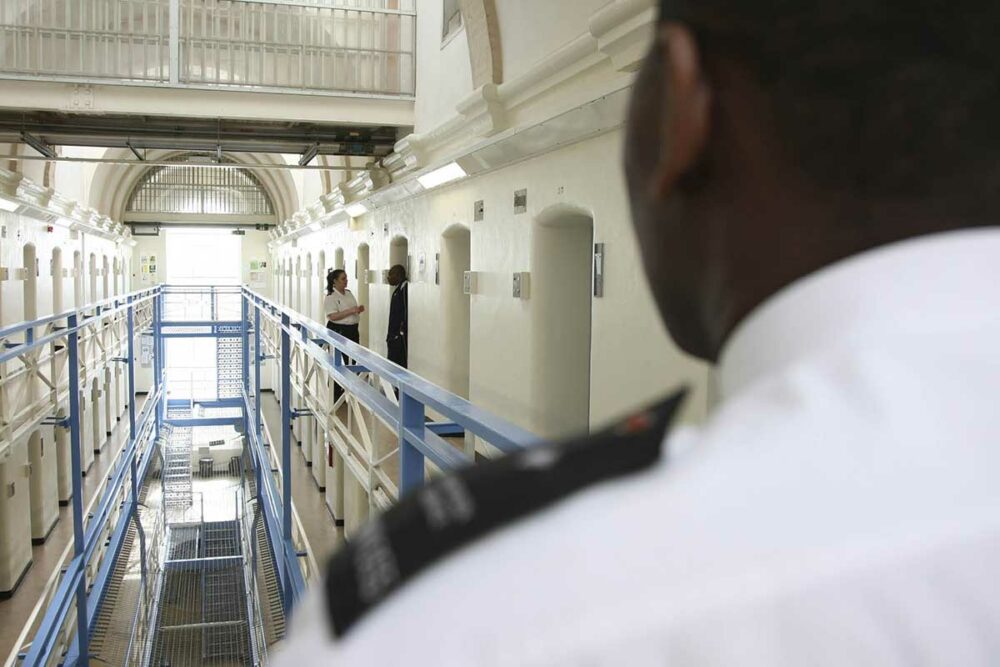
[241,295,250,437]
[280,311,294,614]
[154,288,166,426]
[66,312,90,667]
[398,391,426,495]
[254,305,262,450]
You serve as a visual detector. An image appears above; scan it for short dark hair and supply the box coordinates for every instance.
[660,0,1000,208]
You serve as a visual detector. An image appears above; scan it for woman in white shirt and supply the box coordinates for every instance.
[324,268,364,342]
[324,269,365,402]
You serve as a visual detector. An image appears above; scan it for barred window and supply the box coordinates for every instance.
[126,155,275,218]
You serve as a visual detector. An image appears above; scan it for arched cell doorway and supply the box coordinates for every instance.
[101,255,110,301]
[23,244,37,322]
[294,256,303,313]
[530,207,594,438]
[51,247,64,315]
[73,251,83,307]
[440,225,471,398]
[285,257,292,308]
[88,253,97,307]
[304,252,314,321]
[28,428,57,543]
[356,243,370,346]
[315,250,327,322]
[389,236,408,277]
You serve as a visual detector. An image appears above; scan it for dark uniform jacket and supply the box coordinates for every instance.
[387,280,408,342]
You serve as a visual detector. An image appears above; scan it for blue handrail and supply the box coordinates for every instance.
[12,282,540,665]
[241,287,538,458]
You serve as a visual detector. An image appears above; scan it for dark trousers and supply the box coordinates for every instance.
[387,335,407,369]
[327,322,360,402]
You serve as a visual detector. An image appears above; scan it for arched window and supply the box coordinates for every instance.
[125,154,275,220]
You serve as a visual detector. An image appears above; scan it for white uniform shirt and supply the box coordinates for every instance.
[279,228,1000,665]
[323,289,359,325]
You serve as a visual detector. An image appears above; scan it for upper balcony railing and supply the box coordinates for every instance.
[0,0,415,97]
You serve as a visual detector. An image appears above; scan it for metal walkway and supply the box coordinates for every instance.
[3,284,537,667]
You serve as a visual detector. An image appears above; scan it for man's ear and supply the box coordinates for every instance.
[651,23,711,198]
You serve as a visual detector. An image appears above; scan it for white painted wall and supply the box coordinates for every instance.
[276,128,710,438]
[415,0,474,133]
[495,0,614,83]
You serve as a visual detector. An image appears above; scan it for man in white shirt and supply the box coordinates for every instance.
[277,0,1000,663]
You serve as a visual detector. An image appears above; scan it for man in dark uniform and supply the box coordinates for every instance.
[278,0,1000,663]
[386,264,407,368]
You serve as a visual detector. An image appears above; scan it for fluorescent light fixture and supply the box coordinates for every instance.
[0,197,19,212]
[417,162,466,190]
[345,202,368,218]
[309,221,322,232]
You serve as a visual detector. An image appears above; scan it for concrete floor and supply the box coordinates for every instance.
[0,394,147,664]
[0,391,345,665]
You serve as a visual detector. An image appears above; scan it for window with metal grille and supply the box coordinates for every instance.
[126,154,276,218]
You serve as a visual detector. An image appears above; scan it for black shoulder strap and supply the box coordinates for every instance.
[323,389,687,637]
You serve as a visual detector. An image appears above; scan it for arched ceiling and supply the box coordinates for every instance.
[90,148,299,224]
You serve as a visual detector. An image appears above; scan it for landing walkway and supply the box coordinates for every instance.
[260,392,342,566]
[0,395,148,662]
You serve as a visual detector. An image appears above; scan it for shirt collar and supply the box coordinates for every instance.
[718,228,1000,400]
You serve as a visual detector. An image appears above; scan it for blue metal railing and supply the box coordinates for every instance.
[242,286,537,474]
[240,286,538,615]
[8,282,539,665]
[0,286,163,667]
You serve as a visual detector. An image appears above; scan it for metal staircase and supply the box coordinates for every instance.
[161,423,194,509]
[245,451,287,644]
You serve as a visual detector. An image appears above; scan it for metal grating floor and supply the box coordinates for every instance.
[151,519,252,666]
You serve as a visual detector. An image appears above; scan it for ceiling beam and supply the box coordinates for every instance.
[0,111,401,158]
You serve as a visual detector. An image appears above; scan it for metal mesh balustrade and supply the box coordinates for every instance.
[0,0,171,80]
[218,335,244,399]
[180,0,416,94]
[0,0,416,96]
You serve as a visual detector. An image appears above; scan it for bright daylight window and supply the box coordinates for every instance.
[164,228,243,402]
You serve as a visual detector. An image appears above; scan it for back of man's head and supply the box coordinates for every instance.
[660,0,1000,206]
[625,2,1000,360]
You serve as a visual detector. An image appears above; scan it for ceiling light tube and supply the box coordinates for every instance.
[0,197,20,213]
[309,221,322,232]
[417,162,466,190]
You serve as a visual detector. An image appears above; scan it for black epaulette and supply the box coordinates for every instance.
[323,389,687,638]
